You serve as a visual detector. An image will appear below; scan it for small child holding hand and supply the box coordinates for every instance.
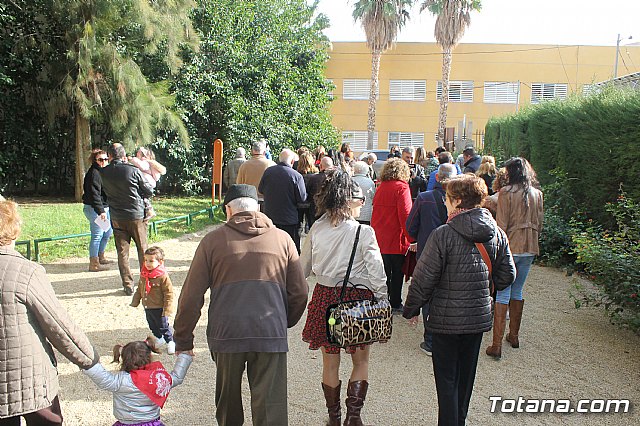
[83,340,192,426]
[131,246,175,354]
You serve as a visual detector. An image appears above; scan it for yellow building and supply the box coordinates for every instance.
[326,42,640,151]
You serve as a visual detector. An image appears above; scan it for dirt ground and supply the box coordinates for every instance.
[42,225,639,425]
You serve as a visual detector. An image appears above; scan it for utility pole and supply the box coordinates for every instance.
[615,34,633,78]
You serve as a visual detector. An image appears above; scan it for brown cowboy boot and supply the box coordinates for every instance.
[344,380,368,426]
[322,381,341,426]
[88,257,104,272]
[98,252,114,264]
[486,303,508,359]
[506,299,524,348]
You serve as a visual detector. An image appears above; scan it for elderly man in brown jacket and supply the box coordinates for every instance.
[0,200,98,425]
[173,184,308,426]
[236,139,276,203]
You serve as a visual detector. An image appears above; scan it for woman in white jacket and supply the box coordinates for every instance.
[301,169,387,426]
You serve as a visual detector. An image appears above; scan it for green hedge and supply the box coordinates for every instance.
[485,87,640,225]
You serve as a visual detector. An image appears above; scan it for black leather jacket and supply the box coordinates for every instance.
[404,208,516,334]
[82,163,108,214]
[100,159,153,221]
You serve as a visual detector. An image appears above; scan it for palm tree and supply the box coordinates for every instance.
[353,0,414,150]
[421,0,481,145]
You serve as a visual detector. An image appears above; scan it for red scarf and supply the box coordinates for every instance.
[129,361,173,408]
[140,264,167,294]
[446,208,469,223]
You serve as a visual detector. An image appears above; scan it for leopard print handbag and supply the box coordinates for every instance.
[326,226,393,348]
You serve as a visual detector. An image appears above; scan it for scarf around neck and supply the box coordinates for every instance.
[446,207,469,223]
[140,264,167,294]
[129,361,173,408]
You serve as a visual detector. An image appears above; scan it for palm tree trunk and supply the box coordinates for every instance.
[438,47,452,146]
[74,114,91,202]
[367,48,382,151]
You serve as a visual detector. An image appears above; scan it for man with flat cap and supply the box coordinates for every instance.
[173,184,308,426]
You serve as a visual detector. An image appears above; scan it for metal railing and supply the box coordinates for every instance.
[23,205,220,262]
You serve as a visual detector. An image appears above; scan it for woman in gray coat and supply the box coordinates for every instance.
[0,200,98,425]
[403,174,516,426]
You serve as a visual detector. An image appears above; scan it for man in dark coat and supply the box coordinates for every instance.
[100,143,153,295]
[259,149,307,253]
[462,147,482,173]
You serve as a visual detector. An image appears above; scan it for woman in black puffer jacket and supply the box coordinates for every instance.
[403,174,516,426]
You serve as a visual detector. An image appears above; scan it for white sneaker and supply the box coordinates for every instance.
[167,341,176,355]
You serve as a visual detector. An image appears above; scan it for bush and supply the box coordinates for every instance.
[571,190,640,333]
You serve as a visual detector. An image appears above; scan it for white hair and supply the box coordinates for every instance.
[235,147,246,159]
[279,149,295,164]
[251,139,267,154]
[367,152,377,162]
[437,163,457,180]
[353,161,369,175]
[227,197,259,213]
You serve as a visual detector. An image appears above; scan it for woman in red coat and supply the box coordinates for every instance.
[371,158,413,311]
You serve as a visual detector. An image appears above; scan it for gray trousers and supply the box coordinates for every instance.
[211,351,288,426]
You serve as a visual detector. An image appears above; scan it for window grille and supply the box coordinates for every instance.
[531,83,568,104]
[483,82,519,104]
[436,80,474,102]
[388,132,425,148]
[389,80,426,101]
[343,79,376,100]
[342,131,379,151]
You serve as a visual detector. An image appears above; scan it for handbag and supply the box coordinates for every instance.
[326,225,393,348]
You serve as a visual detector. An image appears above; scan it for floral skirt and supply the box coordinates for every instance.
[302,283,374,354]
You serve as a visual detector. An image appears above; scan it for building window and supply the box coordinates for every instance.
[389,80,426,101]
[343,79,376,100]
[483,82,519,104]
[531,83,568,104]
[388,132,425,148]
[342,131,379,151]
[436,80,474,103]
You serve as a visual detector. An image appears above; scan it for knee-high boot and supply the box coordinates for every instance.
[322,381,341,426]
[486,303,508,359]
[506,299,524,348]
[344,380,368,426]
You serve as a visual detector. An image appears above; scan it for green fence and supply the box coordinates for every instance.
[19,205,220,262]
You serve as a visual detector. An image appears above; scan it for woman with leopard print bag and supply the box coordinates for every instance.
[301,169,387,426]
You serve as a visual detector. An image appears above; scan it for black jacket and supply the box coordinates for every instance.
[403,208,516,334]
[82,163,108,215]
[258,163,307,226]
[100,159,153,221]
[463,155,482,173]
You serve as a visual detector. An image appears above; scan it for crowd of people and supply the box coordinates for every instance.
[0,139,543,426]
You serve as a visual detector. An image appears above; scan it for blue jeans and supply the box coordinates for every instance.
[83,204,113,257]
[496,254,534,305]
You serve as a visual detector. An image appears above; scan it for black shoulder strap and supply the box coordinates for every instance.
[339,225,362,300]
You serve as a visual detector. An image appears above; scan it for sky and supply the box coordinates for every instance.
[313,0,639,47]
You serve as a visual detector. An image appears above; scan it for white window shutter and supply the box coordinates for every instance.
[389,80,426,101]
[483,82,519,104]
[342,131,379,151]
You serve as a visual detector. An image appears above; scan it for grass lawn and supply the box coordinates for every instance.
[15,197,225,262]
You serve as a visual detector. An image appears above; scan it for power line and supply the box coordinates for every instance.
[556,46,573,91]
[329,45,580,57]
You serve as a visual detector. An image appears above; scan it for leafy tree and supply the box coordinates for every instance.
[1,0,197,200]
[421,0,481,144]
[353,0,413,150]
[168,0,337,193]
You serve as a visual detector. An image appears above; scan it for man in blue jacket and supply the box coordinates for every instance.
[259,149,307,253]
[406,163,457,355]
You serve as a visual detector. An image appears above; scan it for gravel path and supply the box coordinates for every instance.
[45,225,639,425]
